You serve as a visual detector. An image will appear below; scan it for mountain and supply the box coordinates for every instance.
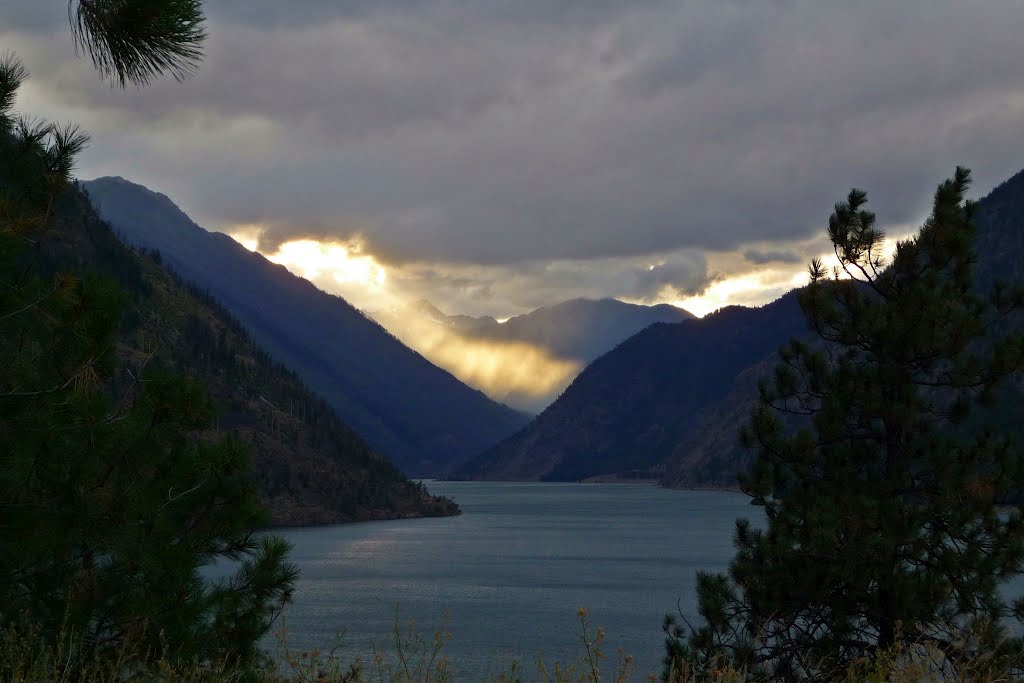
[972,168,1024,289]
[403,297,695,360]
[372,297,694,412]
[81,177,528,477]
[41,184,458,526]
[456,167,1024,485]
[451,295,805,481]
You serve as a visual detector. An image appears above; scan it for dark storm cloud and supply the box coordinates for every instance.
[204,0,668,29]
[384,249,710,316]
[3,0,1023,310]
[634,255,710,298]
[743,249,803,265]
[0,2,74,31]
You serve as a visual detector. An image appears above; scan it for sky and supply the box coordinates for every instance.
[3,1,1024,319]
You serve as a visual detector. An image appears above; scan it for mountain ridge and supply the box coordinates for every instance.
[43,183,458,525]
[451,293,805,481]
[82,176,529,477]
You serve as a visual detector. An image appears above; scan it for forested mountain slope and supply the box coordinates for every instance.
[82,177,529,476]
[40,184,457,525]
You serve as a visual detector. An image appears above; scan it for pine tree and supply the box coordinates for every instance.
[1,53,295,668]
[665,169,1024,681]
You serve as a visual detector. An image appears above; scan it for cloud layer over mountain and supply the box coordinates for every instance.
[4,1,1024,315]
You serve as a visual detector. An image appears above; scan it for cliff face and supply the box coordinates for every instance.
[43,185,458,526]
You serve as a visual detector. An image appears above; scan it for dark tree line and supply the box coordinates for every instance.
[1,4,304,673]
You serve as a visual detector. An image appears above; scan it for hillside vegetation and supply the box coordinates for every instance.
[43,184,458,526]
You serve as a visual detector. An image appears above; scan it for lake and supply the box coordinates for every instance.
[267,481,753,679]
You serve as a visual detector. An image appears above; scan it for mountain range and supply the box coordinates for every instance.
[82,177,529,477]
[81,167,1024,491]
[454,167,1024,485]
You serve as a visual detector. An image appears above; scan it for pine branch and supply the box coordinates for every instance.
[69,0,206,87]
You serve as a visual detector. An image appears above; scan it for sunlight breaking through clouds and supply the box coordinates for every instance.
[677,228,919,317]
[221,225,920,405]
[229,228,388,289]
[7,0,1023,327]
[223,230,579,409]
[228,226,261,253]
[676,271,804,318]
[382,313,581,409]
[269,239,388,287]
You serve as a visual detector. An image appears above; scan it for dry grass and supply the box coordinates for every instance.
[1,612,1019,682]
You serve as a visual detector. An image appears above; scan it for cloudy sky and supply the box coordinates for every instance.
[4,1,1024,318]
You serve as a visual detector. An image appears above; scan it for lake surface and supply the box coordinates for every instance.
[268,481,753,678]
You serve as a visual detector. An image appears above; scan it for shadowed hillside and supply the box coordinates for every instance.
[82,177,529,476]
[451,295,805,481]
[39,184,458,525]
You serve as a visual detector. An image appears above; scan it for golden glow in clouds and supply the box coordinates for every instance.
[676,229,917,317]
[225,228,576,408]
[267,239,387,287]
[676,272,803,317]
[228,226,261,253]
[382,313,581,407]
